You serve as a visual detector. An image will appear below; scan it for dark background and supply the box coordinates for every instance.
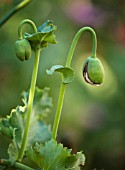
[1,0,125,169]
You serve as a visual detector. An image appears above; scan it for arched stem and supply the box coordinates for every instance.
[17,20,40,161]
[52,27,97,140]
[18,19,37,39]
[66,27,97,67]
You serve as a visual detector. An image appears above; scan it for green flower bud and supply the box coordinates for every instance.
[15,39,32,61]
[83,56,104,85]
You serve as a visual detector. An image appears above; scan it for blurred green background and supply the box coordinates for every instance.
[1,0,125,169]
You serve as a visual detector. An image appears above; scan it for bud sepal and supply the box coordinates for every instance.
[15,39,32,61]
[83,56,104,85]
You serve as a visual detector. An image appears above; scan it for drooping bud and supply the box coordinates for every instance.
[83,56,104,85]
[15,39,32,61]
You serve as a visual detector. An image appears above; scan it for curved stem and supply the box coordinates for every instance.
[52,26,97,140]
[18,19,37,39]
[52,83,66,140]
[18,48,41,161]
[0,0,31,27]
[66,27,97,67]
[0,159,34,170]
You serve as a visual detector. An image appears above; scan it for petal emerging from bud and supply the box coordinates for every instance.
[83,56,104,85]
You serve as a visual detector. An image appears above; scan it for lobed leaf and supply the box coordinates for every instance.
[27,139,85,170]
[37,20,57,33]
[9,107,25,146]
[46,65,75,84]
[8,130,19,164]
[22,87,52,118]
[24,20,57,49]
[0,118,13,138]
[0,87,52,163]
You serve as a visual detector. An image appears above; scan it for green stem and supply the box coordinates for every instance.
[17,19,38,161]
[0,0,31,27]
[0,159,34,170]
[52,83,66,140]
[18,48,41,161]
[66,27,97,67]
[52,27,97,140]
[18,19,37,39]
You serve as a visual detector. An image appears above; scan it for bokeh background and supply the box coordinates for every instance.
[1,0,125,169]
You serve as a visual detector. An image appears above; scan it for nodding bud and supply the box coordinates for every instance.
[83,56,104,85]
[15,39,32,61]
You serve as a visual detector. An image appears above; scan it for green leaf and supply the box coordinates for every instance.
[46,65,75,84]
[0,106,25,161]
[22,87,52,118]
[0,118,13,138]
[37,20,57,33]
[8,130,19,164]
[27,139,85,170]
[21,87,52,147]
[28,122,51,146]
[0,87,52,163]
[9,107,25,146]
[0,107,25,163]
[43,32,56,44]
[24,87,52,146]
[24,20,57,49]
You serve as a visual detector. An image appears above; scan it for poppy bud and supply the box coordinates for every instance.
[15,39,31,61]
[83,56,104,85]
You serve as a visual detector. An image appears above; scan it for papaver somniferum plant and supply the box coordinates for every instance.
[0,19,104,170]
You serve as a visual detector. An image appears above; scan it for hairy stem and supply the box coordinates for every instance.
[0,0,31,27]
[18,48,41,161]
[0,159,34,170]
[52,27,97,140]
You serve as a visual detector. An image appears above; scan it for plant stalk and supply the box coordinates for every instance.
[52,27,97,140]
[0,159,34,170]
[66,27,97,67]
[0,0,31,27]
[18,48,41,161]
[18,19,37,39]
[52,83,66,140]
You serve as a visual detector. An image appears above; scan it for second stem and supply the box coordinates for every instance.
[18,48,41,161]
[52,27,97,140]
[52,83,66,140]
